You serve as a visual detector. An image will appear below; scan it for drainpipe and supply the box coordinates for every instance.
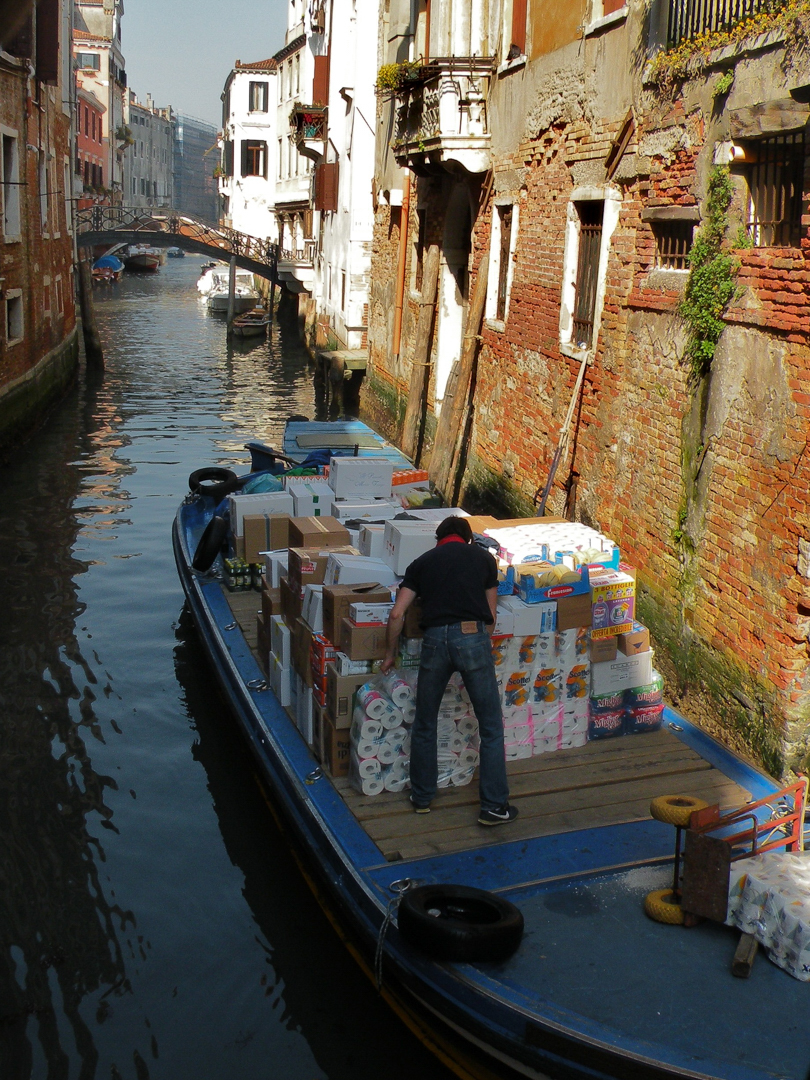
[391,171,411,364]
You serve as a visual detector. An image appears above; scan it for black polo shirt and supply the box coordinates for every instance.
[400,541,497,628]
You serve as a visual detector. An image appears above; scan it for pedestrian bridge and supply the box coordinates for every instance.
[76,206,279,280]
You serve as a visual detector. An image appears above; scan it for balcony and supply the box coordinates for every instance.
[667,0,785,46]
[289,104,327,162]
[392,57,494,175]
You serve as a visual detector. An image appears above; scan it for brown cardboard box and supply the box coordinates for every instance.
[280,575,303,627]
[287,545,359,590]
[403,597,423,638]
[261,582,282,624]
[242,513,291,563]
[464,515,500,534]
[322,583,394,644]
[256,611,271,673]
[557,593,593,631]
[618,622,650,655]
[288,516,351,549]
[491,516,566,528]
[339,618,388,661]
[293,617,315,687]
[590,635,618,663]
[326,663,370,728]
[321,712,351,777]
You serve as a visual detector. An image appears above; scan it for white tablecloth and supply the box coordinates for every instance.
[727,850,810,981]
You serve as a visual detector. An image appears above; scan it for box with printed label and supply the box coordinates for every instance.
[242,513,291,563]
[321,712,351,777]
[339,618,388,661]
[590,650,653,697]
[324,553,399,587]
[261,582,282,624]
[263,549,289,589]
[349,602,394,625]
[590,570,635,640]
[328,456,395,499]
[280,575,303,627]
[383,521,437,575]
[326,664,370,728]
[288,545,358,590]
[617,621,650,655]
[330,498,400,521]
[322,583,393,644]
[287,480,334,518]
[288,516,351,549]
[335,651,372,676]
[499,595,556,635]
[310,633,336,686]
[556,593,593,631]
[229,491,294,536]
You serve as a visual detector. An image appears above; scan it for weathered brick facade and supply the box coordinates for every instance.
[366,9,810,772]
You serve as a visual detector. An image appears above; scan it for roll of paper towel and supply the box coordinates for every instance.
[378,702,405,729]
[458,747,479,768]
[383,770,409,792]
[360,776,384,796]
[357,757,382,779]
[357,686,390,720]
[381,672,413,705]
[357,719,384,741]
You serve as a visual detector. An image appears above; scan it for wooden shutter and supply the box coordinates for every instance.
[572,202,604,349]
[223,140,234,177]
[240,140,249,177]
[312,54,329,105]
[510,0,527,55]
[313,161,338,211]
[35,0,60,84]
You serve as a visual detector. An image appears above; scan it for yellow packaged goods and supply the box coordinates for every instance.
[242,513,291,563]
[288,516,351,549]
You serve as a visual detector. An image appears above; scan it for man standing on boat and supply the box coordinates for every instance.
[381,516,517,826]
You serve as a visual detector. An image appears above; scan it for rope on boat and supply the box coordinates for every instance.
[376,879,415,991]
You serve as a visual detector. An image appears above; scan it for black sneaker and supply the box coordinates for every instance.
[409,795,431,814]
[478,804,519,826]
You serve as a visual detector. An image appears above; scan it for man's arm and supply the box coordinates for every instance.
[381,586,417,673]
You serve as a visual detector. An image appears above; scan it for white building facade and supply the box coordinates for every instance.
[219,59,277,239]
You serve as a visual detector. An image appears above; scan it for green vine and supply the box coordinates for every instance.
[679,166,738,380]
[713,69,734,96]
[375,61,424,93]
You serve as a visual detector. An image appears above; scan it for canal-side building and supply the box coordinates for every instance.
[73,0,127,202]
[123,94,174,210]
[0,0,78,450]
[365,0,810,773]
[219,59,278,238]
[76,86,106,210]
[173,113,219,224]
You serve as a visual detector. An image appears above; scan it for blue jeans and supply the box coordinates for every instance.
[410,623,509,811]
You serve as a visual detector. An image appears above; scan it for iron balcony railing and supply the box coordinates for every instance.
[668,0,785,47]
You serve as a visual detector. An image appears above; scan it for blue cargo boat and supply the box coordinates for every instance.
[173,420,810,1080]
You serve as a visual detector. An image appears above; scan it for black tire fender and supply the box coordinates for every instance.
[397,884,524,963]
[188,467,239,501]
[192,515,228,572]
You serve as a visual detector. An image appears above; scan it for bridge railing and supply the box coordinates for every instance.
[76,206,279,270]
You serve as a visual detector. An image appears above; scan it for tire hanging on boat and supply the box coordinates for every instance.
[192,515,228,572]
[644,888,686,925]
[649,795,708,828]
[397,884,524,962]
[188,467,239,501]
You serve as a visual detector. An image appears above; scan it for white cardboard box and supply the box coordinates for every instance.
[405,507,469,521]
[269,651,292,706]
[500,595,557,635]
[349,601,394,625]
[493,603,515,636]
[335,651,373,676]
[269,615,291,668]
[287,480,334,518]
[328,457,394,499]
[383,520,437,575]
[229,491,294,535]
[323,553,399,587]
[330,498,400,521]
[262,549,289,589]
[591,650,654,697]
[297,685,315,745]
[302,585,324,634]
[359,523,386,559]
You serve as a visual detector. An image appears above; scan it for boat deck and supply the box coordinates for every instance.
[229,589,750,863]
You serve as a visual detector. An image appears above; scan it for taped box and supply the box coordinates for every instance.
[328,457,394,500]
[288,516,351,549]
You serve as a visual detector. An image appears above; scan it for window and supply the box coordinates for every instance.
[485,201,518,324]
[64,162,72,231]
[2,133,21,238]
[652,219,693,270]
[84,108,89,137]
[39,151,49,232]
[241,140,268,178]
[571,201,603,348]
[75,52,100,70]
[249,81,268,112]
[278,138,283,179]
[559,189,621,355]
[743,132,805,248]
[5,291,23,343]
[413,208,427,293]
[496,205,513,320]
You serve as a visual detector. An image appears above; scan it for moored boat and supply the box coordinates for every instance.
[232,308,271,337]
[122,244,161,272]
[92,254,124,283]
[173,419,810,1080]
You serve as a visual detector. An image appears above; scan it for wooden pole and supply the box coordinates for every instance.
[428,250,489,499]
[226,255,236,332]
[391,174,411,363]
[401,243,440,462]
[76,252,104,369]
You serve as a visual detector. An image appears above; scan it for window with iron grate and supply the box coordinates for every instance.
[652,219,693,270]
[742,132,805,248]
[572,201,604,349]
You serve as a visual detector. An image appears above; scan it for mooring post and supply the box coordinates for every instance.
[226,255,236,332]
[76,251,104,369]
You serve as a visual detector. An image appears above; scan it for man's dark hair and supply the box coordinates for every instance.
[435,516,472,543]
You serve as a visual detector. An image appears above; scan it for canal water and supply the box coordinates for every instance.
[0,259,455,1080]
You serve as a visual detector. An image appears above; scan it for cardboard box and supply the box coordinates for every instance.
[302,585,324,634]
[493,602,515,636]
[261,583,282,624]
[403,597,424,638]
[296,685,315,745]
[618,621,650,655]
[591,650,654,697]
[324,553,399,587]
[310,633,336,687]
[288,545,359,590]
[339,618,389,661]
[328,456,394,499]
[321,711,351,777]
[465,515,500,534]
[256,612,271,673]
[556,592,593,631]
[330,498,400,521]
[326,664,371,727]
[242,513,291,563]
[288,516,351,549]
[322,583,394,644]
[269,614,291,667]
[359,523,387,559]
[287,480,334,517]
[268,651,292,707]
[590,570,635,640]
[229,491,294,535]
[349,601,393,625]
[383,520,437,575]
[499,595,556,635]
[590,635,618,663]
[334,651,373,676]
[293,617,315,687]
[263,549,289,588]
[280,575,303,629]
